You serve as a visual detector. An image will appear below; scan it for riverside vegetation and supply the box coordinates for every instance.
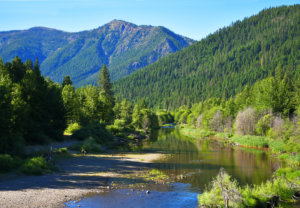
[0,4,299,208]
[112,6,300,206]
[173,67,300,207]
[0,58,168,175]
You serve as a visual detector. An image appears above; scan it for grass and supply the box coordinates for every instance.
[229,135,269,148]
[179,128,214,138]
[180,126,300,207]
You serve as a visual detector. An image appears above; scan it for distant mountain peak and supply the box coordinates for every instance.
[0,19,194,87]
[28,26,57,31]
[107,19,137,28]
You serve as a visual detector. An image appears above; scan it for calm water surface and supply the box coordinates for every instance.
[65,128,281,208]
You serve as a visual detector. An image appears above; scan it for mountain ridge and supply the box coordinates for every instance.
[0,20,194,86]
[113,5,300,109]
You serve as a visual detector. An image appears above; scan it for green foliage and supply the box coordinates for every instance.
[180,128,214,138]
[242,177,296,205]
[255,114,274,136]
[21,157,52,175]
[71,123,114,145]
[0,21,193,87]
[198,168,242,208]
[0,154,21,172]
[254,70,295,116]
[61,75,72,88]
[98,64,115,123]
[114,5,300,110]
[156,110,174,126]
[131,101,159,133]
[200,169,299,207]
[64,123,81,135]
[62,84,80,125]
[0,58,66,155]
[57,147,68,154]
[106,119,129,135]
[114,99,133,125]
[275,167,300,182]
[267,139,285,153]
[76,85,101,125]
[229,135,269,148]
[81,137,102,153]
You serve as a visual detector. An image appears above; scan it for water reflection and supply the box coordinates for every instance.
[146,128,280,191]
[65,128,281,207]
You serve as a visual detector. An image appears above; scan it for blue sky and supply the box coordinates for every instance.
[0,0,298,40]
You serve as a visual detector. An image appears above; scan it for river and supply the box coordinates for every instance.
[65,128,281,208]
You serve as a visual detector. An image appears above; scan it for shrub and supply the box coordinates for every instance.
[68,142,83,151]
[200,169,298,208]
[21,157,52,175]
[247,177,296,204]
[0,154,21,172]
[157,111,174,126]
[72,123,113,144]
[106,119,127,134]
[81,137,102,153]
[198,168,242,208]
[64,123,81,135]
[255,114,274,136]
[58,147,68,154]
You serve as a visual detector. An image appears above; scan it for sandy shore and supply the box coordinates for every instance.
[0,153,164,208]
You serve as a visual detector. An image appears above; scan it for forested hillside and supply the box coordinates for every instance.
[0,20,193,87]
[113,5,300,109]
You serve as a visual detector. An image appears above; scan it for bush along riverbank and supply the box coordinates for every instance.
[179,127,300,207]
[198,168,300,208]
[172,71,300,207]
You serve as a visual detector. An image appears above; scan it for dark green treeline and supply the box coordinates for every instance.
[0,57,66,154]
[0,58,161,155]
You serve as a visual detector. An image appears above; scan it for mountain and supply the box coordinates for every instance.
[0,20,194,86]
[113,5,300,110]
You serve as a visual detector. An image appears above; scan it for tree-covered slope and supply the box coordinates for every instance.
[0,27,84,65]
[113,5,300,109]
[0,20,193,87]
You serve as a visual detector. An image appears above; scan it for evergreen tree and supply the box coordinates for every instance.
[62,75,73,88]
[62,84,79,124]
[98,64,114,103]
[25,59,33,70]
[98,64,115,123]
[33,57,40,75]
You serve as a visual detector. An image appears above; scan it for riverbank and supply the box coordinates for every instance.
[179,127,300,207]
[0,152,164,208]
[180,127,300,164]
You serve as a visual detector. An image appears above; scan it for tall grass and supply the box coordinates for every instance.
[229,135,269,148]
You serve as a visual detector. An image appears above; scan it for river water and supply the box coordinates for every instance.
[65,128,281,208]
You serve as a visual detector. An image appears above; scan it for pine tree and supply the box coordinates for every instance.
[98,64,114,103]
[33,57,41,76]
[62,75,73,88]
[98,64,115,123]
